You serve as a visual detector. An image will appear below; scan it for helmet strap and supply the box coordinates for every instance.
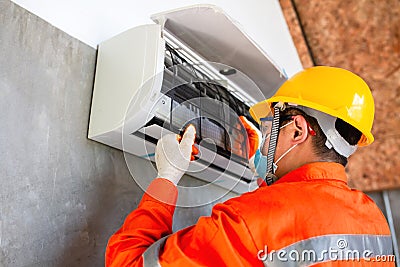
[264,105,281,185]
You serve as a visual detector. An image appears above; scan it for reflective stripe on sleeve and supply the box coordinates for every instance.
[261,234,393,267]
[143,236,169,267]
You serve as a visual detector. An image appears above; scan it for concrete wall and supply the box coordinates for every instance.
[0,2,134,266]
[0,2,237,266]
[0,1,398,266]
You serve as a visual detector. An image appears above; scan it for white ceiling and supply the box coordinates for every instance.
[11,0,303,77]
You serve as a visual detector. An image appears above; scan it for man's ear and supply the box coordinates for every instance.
[292,115,309,143]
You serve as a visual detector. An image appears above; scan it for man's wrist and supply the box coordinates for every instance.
[142,178,178,207]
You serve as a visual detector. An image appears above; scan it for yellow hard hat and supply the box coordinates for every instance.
[249,66,374,146]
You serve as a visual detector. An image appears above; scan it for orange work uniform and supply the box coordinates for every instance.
[106,162,394,266]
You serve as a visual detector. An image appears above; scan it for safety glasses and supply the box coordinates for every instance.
[259,115,294,139]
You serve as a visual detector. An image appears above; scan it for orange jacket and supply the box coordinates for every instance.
[106,162,394,266]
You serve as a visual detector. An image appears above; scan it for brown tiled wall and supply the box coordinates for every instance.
[280,0,400,191]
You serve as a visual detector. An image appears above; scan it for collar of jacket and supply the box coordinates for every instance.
[266,162,348,186]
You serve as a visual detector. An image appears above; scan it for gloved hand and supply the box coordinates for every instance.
[155,125,198,185]
[239,116,261,159]
[239,116,262,178]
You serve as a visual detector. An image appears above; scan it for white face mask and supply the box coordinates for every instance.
[254,121,295,178]
[272,143,298,173]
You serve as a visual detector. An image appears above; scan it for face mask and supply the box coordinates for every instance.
[254,149,268,179]
[254,143,297,179]
[254,120,296,179]
[273,143,298,172]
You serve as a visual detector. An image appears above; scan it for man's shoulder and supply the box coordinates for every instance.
[223,183,300,213]
[223,179,363,216]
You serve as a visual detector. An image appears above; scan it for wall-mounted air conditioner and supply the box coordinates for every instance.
[88,5,286,194]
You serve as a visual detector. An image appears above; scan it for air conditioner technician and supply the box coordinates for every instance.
[106,66,394,266]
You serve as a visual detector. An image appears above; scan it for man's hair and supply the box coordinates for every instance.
[279,107,362,166]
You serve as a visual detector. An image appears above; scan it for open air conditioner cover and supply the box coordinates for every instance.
[88,5,287,194]
[151,4,286,102]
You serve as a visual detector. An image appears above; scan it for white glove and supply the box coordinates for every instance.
[248,154,258,177]
[155,125,197,185]
[239,116,262,179]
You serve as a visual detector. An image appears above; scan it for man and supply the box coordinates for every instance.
[106,66,394,266]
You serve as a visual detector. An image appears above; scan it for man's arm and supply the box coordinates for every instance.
[106,125,195,266]
[105,178,260,267]
[105,178,177,266]
[105,122,262,266]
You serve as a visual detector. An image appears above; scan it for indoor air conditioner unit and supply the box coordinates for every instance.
[88,5,286,194]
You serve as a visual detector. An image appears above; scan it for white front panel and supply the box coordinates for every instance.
[89,24,165,138]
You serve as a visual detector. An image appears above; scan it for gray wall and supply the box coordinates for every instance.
[0,1,398,267]
[0,1,137,266]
